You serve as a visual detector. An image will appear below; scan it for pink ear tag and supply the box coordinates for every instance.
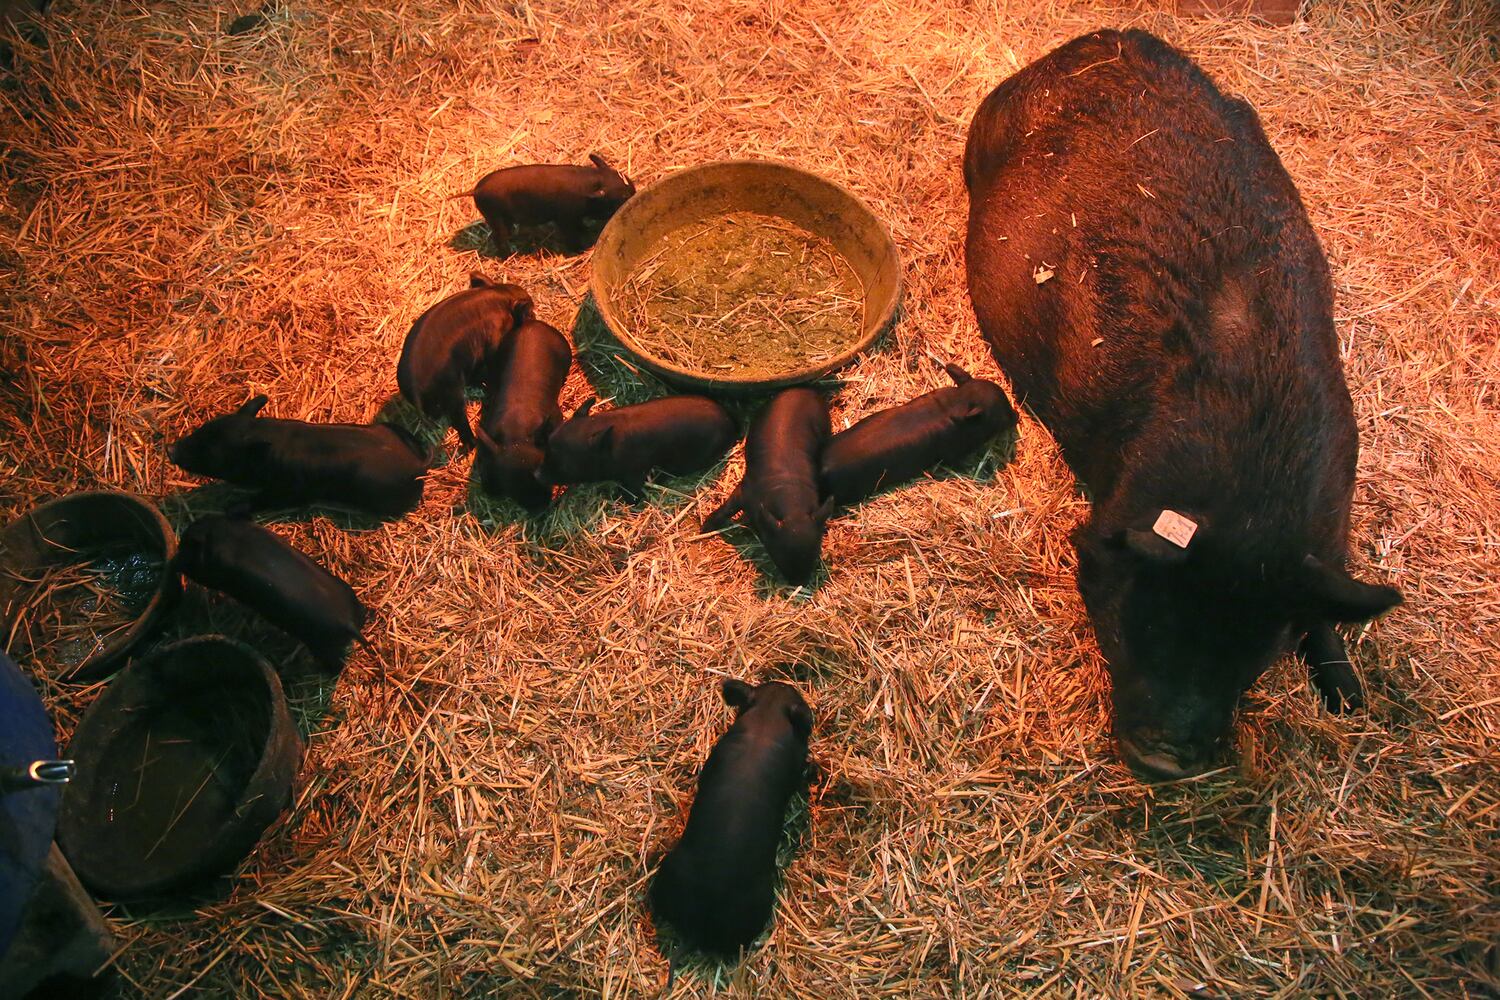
[1152,509,1198,549]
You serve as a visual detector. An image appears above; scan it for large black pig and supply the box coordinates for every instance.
[471,155,635,253]
[170,396,430,517]
[474,318,572,512]
[650,679,813,958]
[820,363,1018,507]
[175,516,370,672]
[540,395,737,496]
[965,29,1400,779]
[396,274,533,449]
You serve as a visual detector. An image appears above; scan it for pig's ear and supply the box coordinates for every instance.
[944,363,972,386]
[721,678,754,708]
[240,439,275,466]
[589,153,611,171]
[1120,509,1203,564]
[958,400,989,422]
[236,395,269,419]
[1298,555,1402,623]
[786,700,814,741]
[572,397,597,420]
[1122,528,1190,564]
[469,272,494,289]
[474,426,499,456]
[512,297,534,324]
[813,496,837,525]
[589,424,615,453]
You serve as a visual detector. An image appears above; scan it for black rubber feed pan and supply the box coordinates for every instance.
[0,491,177,683]
[57,636,302,901]
[590,160,902,395]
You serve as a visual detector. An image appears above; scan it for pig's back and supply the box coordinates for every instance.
[473,164,594,220]
[964,29,1347,495]
[746,388,828,479]
[680,728,802,862]
[494,321,570,401]
[609,396,734,451]
[397,289,510,397]
[209,520,364,628]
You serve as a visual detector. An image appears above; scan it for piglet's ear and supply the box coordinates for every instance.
[237,395,269,419]
[786,700,814,741]
[721,679,754,708]
[573,397,597,420]
[589,153,611,171]
[813,496,837,524]
[240,439,274,467]
[959,401,988,422]
[590,424,615,454]
[474,426,499,456]
[943,363,972,386]
[1299,555,1402,623]
[469,272,494,289]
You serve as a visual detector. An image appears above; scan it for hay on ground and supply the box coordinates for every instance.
[0,0,1496,996]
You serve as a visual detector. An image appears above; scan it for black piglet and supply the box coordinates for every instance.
[650,679,813,959]
[820,363,1017,507]
[470,154,636,253]
[175,516,370,673]
[703,387,833,584]
[540,395,738,497]
[474,317,572,512]
[169,396,430,517]
[397,274,534,449]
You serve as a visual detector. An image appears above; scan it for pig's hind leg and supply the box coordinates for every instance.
[478,209,512,254]
[558,216,592,254]
[1299,623,1364,713]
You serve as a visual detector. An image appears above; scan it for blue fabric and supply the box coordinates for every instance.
[0,649,61,958]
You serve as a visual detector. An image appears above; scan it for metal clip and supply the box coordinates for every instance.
[0,759,75,792]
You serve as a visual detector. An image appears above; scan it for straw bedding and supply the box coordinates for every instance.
[1,0,1496,996]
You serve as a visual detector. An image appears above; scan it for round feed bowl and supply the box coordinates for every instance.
[590,159,902,395]
[0,491,178,683]
[56,636,302,901]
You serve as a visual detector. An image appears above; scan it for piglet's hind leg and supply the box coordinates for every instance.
[447,395,476,451]
[479,211,512,254]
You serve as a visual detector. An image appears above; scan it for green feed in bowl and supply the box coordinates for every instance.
[615,211,867,378]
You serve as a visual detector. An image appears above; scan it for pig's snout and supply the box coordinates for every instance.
[1116,728,1219,782]
[1108,664,1237,782]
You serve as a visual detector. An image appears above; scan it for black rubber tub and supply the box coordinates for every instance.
[0,491,177,683]
[56,636,302,901]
